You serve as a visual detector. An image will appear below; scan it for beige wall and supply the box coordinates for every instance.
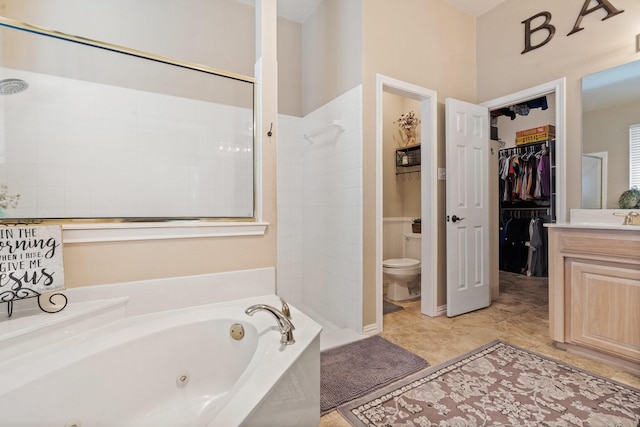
[477,0,640,218]
[277,17,302,116]
[301,0,362,115]
[362,0,477,324]
[0,0,285,286]
[383,93,421,218]
[583,99,640,208]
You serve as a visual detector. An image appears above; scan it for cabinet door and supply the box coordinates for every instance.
[568,260,640,363]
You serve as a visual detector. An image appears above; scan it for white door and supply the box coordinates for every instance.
[445,98,490,317]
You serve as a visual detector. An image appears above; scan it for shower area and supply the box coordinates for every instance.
[277,85,364,346]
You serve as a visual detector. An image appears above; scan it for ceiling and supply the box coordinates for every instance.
[238,0,508,23]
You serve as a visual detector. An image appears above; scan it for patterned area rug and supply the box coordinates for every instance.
[321,336,429,415]
[338,340,640,426]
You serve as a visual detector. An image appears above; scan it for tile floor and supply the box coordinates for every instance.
[320,271,640,426]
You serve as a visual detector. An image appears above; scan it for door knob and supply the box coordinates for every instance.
[451,215,465,223]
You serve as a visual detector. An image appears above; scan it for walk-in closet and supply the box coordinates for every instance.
[492,95,556,279]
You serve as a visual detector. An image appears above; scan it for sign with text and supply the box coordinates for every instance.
[0,225,64,301]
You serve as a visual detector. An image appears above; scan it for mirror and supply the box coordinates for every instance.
[0,17,256,220]
[581,60,640,209]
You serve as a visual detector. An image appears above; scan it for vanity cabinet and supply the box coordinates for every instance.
[548,226,640,367]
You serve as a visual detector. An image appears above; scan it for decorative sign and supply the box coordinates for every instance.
[0,225,64,303]
[521,0,624,54]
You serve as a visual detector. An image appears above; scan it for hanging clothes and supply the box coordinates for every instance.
[499,144,550,205]
[499,215,548,276]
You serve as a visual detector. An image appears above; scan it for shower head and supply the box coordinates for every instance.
[0,78,28,95]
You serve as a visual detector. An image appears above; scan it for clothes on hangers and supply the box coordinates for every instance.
[498,143,551,204]
[499,215,548,276]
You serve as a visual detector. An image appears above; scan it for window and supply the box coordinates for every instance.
[631,124,640,189]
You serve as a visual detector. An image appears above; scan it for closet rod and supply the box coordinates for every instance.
[498,139,551,154]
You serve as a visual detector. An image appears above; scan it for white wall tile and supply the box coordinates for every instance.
[1,68,254,218]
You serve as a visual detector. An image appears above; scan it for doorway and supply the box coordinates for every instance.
[374,78,566,331]
[483,78,566,300]
[375,75,438,333]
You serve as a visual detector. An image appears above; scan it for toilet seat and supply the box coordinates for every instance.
[383,258,420,268]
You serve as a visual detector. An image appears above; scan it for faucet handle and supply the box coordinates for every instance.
[280,298,291,319]
[613,211,640,225]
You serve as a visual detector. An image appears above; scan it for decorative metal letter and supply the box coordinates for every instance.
[568,0,624,36]
[521,11,556,54]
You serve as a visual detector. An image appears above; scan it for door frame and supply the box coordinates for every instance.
[482,78,566,300]
[581,152,608,208]
[375,74,438,333]
[482,78,567,222]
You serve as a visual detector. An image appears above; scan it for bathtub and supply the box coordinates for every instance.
[0,294,322,426]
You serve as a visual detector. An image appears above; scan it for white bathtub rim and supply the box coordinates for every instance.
[0,294,322,427]
[206,301,322,426]
[0,295,293,393]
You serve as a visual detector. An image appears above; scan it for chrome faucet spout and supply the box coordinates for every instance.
[245,303,296,345]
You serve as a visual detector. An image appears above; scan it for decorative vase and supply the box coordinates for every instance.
[404,128,417,146]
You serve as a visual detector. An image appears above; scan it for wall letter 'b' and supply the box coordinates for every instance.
[521,12,556,54]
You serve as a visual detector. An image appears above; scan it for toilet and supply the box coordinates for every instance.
[383,233,421,301]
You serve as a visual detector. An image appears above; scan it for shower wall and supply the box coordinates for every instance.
[0,68,253,218]
[277,85,363,332]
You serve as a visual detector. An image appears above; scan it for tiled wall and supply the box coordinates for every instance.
[277,85,363,332]
[0,68,254,218]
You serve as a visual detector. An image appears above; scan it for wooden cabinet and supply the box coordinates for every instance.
[548,226,640,367]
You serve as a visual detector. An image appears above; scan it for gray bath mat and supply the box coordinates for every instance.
[320,335,429,415]
[383,300,404,315]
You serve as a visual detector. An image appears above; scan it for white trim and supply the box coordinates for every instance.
[436,304,447,316]
[376,74,439,336]
[254,57,264,222]
[481,78,567,222]
[362,323,379,336]
[62,222,269,243]
[582,151,608,209]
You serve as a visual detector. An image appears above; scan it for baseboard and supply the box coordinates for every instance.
[362,323,379,336]
[436,304,447,316]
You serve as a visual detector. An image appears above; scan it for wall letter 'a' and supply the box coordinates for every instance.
[568,0,624,36]
[521,11,556,54]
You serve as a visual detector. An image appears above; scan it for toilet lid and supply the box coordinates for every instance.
[383,258,420,268]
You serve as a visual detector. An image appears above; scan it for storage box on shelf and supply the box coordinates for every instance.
[515,125,555,145]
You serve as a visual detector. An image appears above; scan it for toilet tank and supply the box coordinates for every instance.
[404,233,421,260]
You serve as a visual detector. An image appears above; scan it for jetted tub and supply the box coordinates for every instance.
[0,294,322,426]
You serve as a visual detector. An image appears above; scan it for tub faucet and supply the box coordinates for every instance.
[245,303,295,345]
